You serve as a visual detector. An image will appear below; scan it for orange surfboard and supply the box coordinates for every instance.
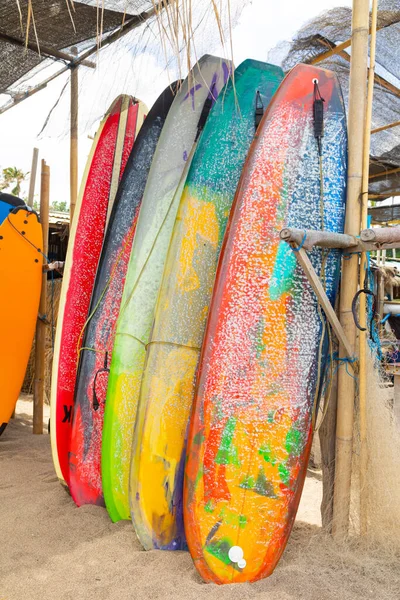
[0,207,43,434]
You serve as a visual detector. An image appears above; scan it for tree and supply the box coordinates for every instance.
[0,167,29,196]
[50,201,69,213]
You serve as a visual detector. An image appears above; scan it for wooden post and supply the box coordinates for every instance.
[377,270,385,321]
[33,160,50,434]
[332,0,370,540]
[385,365,400,428]
[319,367,338,531]
[27,147,39,208]
[358,0,378,536]
[70,47,78,224]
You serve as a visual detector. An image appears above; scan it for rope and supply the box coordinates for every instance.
[315,351,358,432]
[144,339,201,352]
[310,128,331,429]
[291,231,307,252]
[6,210,49,263]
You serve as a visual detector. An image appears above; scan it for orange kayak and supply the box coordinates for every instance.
[0,207,43,434]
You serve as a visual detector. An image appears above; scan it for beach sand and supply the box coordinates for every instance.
[0,396,398,600]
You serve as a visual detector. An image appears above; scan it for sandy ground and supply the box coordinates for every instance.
[0,396,399,600]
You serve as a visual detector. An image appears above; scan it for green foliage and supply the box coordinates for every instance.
[50,201,69,213]
[0,166,29,196]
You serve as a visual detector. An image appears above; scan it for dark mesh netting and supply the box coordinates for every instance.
[0,0,139,94]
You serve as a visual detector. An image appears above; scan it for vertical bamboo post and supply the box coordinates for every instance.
[70,47,78,224]
[332,0,370,540]
[359,0,378,535]
[27,147,39,208]
[377,270,385,321]
[33,160,50,434]
[319,368,339,531]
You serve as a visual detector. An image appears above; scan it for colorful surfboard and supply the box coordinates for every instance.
[0,193,25,225]
[69,83,179,508]
[105,55,231,525]
[184,64,347,583]
[50,95,146,488]
[0,207,42,435]
[130,60,284,551]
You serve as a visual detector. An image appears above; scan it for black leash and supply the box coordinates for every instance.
[313,78,325,157]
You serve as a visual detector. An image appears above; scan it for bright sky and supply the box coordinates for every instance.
[0,0,352,206]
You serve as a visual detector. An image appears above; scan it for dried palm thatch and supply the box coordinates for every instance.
[22,278,62,404]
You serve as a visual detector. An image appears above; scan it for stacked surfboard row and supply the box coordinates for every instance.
[50,55,347,584]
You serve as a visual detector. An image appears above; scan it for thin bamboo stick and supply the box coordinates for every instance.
[0,31,96,66]
[27,147,39,208]
[315,36,400,99]
[70,48,78,224]
[369,192,400,199]
[33,160,50,434]
[359,0,378,536]
[369,166,400,180]
[332,0,370,541]
[371,120,400,134]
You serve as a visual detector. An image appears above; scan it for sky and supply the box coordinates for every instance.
[0,0,352,206]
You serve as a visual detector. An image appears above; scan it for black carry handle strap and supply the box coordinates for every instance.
[255,90,264,131]
[313,78,325,156]
[352,288,377,338]
[92,351,110,411]
[195,82,216,141]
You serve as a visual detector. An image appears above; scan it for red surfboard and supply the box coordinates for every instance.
[50,96,147,489]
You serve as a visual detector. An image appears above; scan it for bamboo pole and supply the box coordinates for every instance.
[358,0,378,536]
[314,36,400,99]
[371,120,400,134]
[70,48,78,224]
[27,147,39,208]
[33,160,50,434]
[369,166,400,180]
[320,367,339,531]
[369,192,400,199]
[0,31,96,66]
[332,0,370,541]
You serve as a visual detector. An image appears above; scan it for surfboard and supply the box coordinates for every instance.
[105,55,231,525]
[69,83,179,508]
[0,207,42,435]
[129,60,284,551]
[0,193,25,225]
[184,64,347,583]
[50,95,146,488]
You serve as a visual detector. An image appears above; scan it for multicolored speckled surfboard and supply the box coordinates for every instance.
[129,60,284,551]
[184,64,347,583]
[50,96,145,489]
[105,55,231,525]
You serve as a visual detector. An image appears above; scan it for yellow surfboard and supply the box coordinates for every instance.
[0,207,43,434]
